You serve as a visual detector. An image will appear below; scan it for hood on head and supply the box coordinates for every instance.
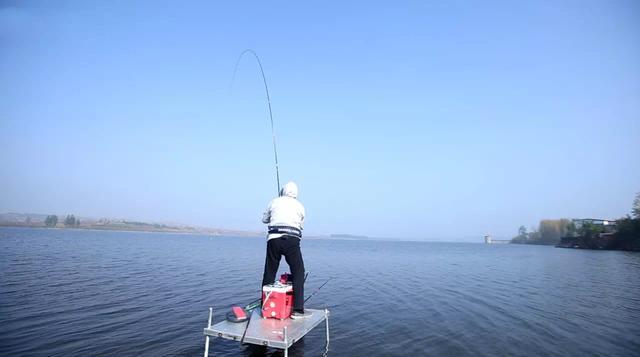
[280,181,298,198]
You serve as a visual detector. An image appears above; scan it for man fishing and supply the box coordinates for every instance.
[261,181,311,319]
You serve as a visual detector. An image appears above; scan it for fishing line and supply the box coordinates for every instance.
[231,49,281,195]
[304,277,333,303]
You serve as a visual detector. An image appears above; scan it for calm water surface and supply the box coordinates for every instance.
[1,227,639,356]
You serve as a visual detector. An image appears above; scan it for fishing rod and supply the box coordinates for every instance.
[304,277,333,303]
[231,49,281,195]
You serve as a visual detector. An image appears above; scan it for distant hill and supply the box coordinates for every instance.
[330,233,370,240]
[0,212,49,224]
[0,212,385,241]
[0,212,262,237]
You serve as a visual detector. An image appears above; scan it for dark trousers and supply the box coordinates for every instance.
[261,236,305,312]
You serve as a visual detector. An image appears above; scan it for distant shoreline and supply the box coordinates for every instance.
[0,224,359,240]
[0,223,487,243]
[0,222,263,237]
[0,224,188,234]
[0,212,489,243]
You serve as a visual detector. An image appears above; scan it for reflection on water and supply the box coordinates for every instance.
[1,227,639,356]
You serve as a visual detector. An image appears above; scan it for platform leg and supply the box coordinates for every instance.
[204,336,210,357]
[204,307,213,357]
[283,326,288,357]
[325,309,330,354]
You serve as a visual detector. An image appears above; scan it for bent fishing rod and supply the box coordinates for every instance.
[232,49,281,195]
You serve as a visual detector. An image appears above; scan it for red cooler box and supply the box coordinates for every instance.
[262,282,293,319]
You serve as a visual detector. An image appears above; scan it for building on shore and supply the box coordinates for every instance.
[557,218,619,249]
[572,218,617,234]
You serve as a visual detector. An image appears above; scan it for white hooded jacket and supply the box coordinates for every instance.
[262,181,305,240]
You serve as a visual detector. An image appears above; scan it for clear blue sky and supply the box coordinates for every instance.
[1,1,638,240]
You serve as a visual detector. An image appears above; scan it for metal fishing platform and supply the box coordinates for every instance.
[203,307,330,357]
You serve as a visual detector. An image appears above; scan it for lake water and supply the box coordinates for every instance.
[1,227,639,356]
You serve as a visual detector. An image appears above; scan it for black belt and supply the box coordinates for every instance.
[268,226,302,238]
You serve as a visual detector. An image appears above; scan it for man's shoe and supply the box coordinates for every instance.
[291,310,313,319]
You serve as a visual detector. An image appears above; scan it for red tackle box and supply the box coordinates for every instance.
[261,282,293,319]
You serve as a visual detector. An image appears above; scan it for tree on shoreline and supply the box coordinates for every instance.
[611,192,640,251]
[518,225,527,239]
[511,226,529,243]
[45,215,58,227]
[538,219,572,244]
[511,220,570,245]
[64,215,77,227]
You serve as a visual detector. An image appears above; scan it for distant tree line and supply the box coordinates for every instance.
[511,219,573,245]
[511,192,640,251]
[44,214,81,228]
